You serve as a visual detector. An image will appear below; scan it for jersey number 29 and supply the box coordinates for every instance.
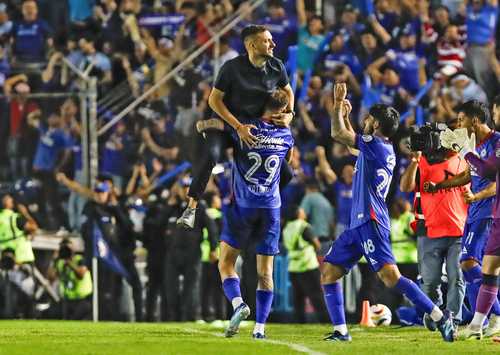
[244,152,280,186]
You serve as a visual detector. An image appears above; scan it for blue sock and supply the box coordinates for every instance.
[464,266,482,313]
[255,290,274,325]
[394,276,435,314]
[323,283,346,326]
[222,277,241,302]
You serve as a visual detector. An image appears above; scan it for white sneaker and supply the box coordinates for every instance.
[485,314,500,338]
[460,325,483,340]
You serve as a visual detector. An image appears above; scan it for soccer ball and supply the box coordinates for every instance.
[370,304,392,326]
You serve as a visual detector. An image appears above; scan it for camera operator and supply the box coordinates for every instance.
[54,238,92,320]
[424,101,500,332]
[400,120,468,328]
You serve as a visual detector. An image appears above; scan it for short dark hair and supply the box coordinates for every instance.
[458,100,490,124]
[268,0,284,8]
[369,104,399,137]
[241,25,268,43]
[265,88,289,112]
[304,177,319,190]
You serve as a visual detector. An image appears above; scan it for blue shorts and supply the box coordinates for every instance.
[220,204,281,255]
[324,221,396,272]
[460,218,492,264]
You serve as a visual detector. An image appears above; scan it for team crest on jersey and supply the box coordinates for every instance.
[480,149,487,158]
[362,135,373,142]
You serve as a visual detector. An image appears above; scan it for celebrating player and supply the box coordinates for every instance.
[321,83,456,342]
[176,25,295,229]
[216,88,293,339]
[424,100,500,337]
[440,120,500,340]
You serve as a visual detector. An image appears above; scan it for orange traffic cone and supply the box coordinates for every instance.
[359,300,375,327]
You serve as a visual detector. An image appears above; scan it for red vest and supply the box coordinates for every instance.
[418,154,469,238]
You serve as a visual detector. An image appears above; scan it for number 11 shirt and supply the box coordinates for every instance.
[230,118,294,209]
[350,134,396,231]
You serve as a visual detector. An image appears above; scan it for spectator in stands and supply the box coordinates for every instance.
[319,32,362,80]
[358,28,385,68]
[30,112,71,229]
[101,121,131,192]
[464,0,499,99]
[0,3,12,41]
[77,35,113,87]
[11,0,53,63]
[367,61,410,113]
[296,0,325,73]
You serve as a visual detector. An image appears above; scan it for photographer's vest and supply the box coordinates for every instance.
[56,254,92,300]
[418,155,468,238]
[390,211,418,263]
[283,219,319,273]
[201,208,222,262]
[0,209,35,263]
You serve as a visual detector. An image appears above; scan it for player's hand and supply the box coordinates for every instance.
[463,190,476,204]
[333,82,347,103]
[271,111,294,127]
[315,145,326,158]
[209,250,218,264]
[342,99,352,118]
[423,181,438,193]
[236,124,257,148]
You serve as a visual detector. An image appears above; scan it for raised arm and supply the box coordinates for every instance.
[465,149,500,181]
[296,0,307,27]
[400,152,421,192]
[424,166,471,192]
[329,83,356,147]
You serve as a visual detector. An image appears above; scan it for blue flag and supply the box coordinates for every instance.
[93,223,129,279]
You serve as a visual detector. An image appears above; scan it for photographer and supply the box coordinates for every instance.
[54,238,92,320]
[400,120,468,328]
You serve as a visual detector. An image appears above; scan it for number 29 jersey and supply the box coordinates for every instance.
[230,118,294,209]
[350,134,395,231]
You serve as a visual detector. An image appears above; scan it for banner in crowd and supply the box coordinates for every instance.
[92,223,129,279]
[138,14,185,37]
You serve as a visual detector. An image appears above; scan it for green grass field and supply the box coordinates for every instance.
[0,320,498,354]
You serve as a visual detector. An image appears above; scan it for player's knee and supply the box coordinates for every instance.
[378,265,401,288]
[461,259,478,271]
[218,259,232,277]
[257,272,273,290]
[321,264,343,285]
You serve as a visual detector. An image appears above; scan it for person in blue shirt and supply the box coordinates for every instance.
[101,121,130,192]
[11,0,53,62]
[31,112,71,229]
[296,0,325,72]
[424,100,500,335]
[217,89,294,340]
[320,83,456,342]
[318,33,363,79]
[464,0,499,98]
[259,0,297,61]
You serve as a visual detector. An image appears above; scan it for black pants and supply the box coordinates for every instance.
[120,253,144,322]
[200,262,227,321]
[188,129,294,200]
[145,253,165,322]
[164,255,201,321]
[289,269,328,323]
[62,297,92,320]
[33,170,67,230]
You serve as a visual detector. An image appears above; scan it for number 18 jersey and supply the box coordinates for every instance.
[350,134,395,231]
[230,118,294,209]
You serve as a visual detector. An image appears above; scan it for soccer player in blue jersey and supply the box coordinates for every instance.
[217,88,294,339]
[321,83,456,342]
[424,100,500,336]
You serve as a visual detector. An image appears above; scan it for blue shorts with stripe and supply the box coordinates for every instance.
[324,221,396,272]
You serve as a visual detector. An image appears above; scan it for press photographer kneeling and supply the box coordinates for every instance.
[400,119,468,328]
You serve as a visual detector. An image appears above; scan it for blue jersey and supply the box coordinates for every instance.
[33,126,70,171]
[334,181,353,226]
[468,131,500,222]
[350,134,395,230]
[466,4,498,45]
[230,118,294,209]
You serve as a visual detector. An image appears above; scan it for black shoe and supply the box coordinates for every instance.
[424,313,437,332]
[436,310,456,342]
[324,331,352,342]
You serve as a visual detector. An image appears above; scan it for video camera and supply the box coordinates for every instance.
[409,122,450,164]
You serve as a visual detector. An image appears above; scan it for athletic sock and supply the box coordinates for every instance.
[222,277,243,310]
[464,266,482,313]
[394,276,441,320]
[254,290,273,333]
[471,284,500,328]
[322,283,347,334]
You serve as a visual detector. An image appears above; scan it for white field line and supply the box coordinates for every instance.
[184,327,326,355]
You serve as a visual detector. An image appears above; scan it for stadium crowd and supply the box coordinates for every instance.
[1,0,500,328]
